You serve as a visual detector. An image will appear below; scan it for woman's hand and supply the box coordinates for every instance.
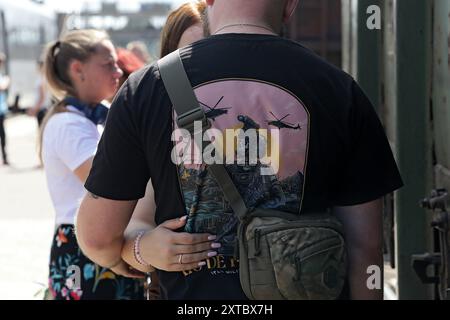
[140,216,221,272]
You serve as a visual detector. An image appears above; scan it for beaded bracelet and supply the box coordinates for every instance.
[133,231,152,267]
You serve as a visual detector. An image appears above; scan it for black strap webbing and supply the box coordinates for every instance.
[158,50,201,117]
[207,164,248,221]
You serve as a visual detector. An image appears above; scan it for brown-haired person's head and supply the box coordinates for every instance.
[44,29,122,103]
[160,1,207,58]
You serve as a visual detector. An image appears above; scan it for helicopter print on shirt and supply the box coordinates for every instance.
[175,79,309,258]
[200,96,231,121]
[267,112,302,130]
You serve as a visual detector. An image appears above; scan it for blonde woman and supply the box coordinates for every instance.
[41,29,143,300]
[76,2,208,300]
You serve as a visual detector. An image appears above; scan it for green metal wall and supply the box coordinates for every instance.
[382,0,397,145]
[433,0,450,191]
[394,0,434,300]
[342,0,441,299]
[342,0,381,111]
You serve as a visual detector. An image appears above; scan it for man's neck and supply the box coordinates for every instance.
[212,22,278,36]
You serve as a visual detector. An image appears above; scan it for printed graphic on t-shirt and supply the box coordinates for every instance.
[174,79,309,260]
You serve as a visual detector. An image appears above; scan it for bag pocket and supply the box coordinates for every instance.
[243,215,347,300]
[265,226,346,300]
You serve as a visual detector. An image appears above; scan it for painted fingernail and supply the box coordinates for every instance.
[208,251,218,257]
[211,243,221,249]
[198,261,206,267]
[208,235,217,241]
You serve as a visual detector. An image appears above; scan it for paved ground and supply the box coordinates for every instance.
[0,114,399,300]
[0,115,54,300]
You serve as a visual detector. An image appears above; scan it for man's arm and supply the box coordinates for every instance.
[76,193,140,276]
[76,184,221,275]
[332,199,384,300]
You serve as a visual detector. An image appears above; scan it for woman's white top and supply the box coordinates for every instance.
[42,106,100,226]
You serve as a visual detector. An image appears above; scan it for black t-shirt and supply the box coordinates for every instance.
[85,34,403,300]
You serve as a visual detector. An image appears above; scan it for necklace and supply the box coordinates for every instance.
[213,23,277,35]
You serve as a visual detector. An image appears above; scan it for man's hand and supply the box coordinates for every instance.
[139,215,221,272]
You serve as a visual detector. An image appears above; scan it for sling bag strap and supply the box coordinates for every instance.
[158,50,210,135]
[158,50,248,222]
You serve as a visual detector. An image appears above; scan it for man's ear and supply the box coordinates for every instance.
[283,0,299,24]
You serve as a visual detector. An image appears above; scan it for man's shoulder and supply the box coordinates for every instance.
[279,38,350,79]
[188,35,350,81]
[127,63,162,94]
[111,62,171,133]
[271,38,354,90]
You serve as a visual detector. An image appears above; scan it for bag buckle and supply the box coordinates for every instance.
[177,107,211,135]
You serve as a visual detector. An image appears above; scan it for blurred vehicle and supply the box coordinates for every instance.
[0,0,57,109]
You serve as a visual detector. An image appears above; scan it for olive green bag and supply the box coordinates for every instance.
[158,50,348,300]
[240,211,346,300]
[207,165,347,300]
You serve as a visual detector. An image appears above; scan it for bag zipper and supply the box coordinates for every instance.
[252,222,343,257]
[257,220,343,237]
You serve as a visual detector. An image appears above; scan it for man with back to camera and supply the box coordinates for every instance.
[76,0,403,300]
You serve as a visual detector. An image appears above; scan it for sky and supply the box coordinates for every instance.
[43,0,190,12]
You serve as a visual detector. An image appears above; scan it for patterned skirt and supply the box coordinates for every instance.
[48,224,144,300]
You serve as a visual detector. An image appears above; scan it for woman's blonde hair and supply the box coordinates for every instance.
[160,1,206,58]
[44,29,110,100]
[39,29,110,160]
